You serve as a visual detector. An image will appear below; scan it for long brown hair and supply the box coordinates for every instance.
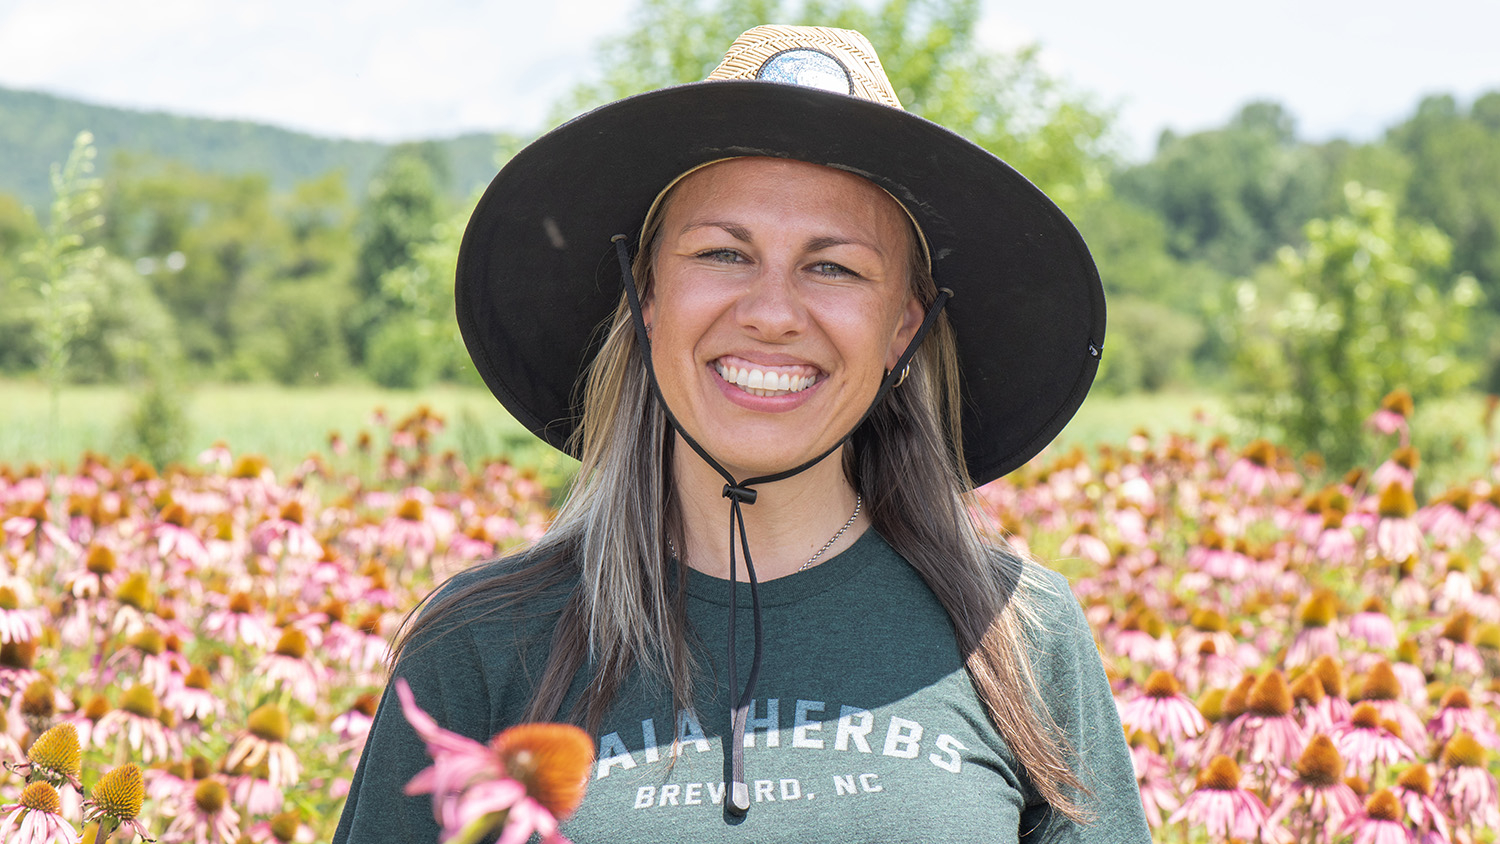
[391,174,1091,822]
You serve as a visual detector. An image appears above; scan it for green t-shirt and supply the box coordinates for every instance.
[333,529,1149,843]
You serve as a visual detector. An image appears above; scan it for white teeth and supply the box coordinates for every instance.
[716,361,817,396]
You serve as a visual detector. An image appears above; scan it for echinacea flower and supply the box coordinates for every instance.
[0,781,82,844]
[93,684,178,763]
[224,704,301,790]
[163,777,241,844]
[0,584,43,644]
[1168,755,1271,840]
[1333,703,1415,776]
[1119,670,1206,742]
[1390,764,1450,844]
[1344,789,1414,844]
[1367,389,1413,440]
[82,763,153,843]
[9,723,82,790]
[1222,670,1306,767]
[1427,687,1500,749]
[397,678,593,844]
[1374,484,1423,562]
[1268,734,1363,839]
[1435,732,1500,830]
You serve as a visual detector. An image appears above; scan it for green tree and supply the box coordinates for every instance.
[17,132,105,444]
[348,143,449,363]
[1230,182,1480,470]
[1116,102,1335,277]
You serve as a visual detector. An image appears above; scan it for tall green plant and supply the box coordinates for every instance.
[1230,182,1481,470]
[20,131,105,455]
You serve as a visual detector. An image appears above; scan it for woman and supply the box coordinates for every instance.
[335,25,1148,842]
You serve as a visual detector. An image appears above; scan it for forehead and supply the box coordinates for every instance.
[658,157,912,242]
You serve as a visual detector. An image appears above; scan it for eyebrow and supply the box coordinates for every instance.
[680,222,884,256]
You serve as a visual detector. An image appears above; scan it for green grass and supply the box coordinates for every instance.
[3,380,1492,491]
[0,380,567,475]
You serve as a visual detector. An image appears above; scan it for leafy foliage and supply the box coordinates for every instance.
[1230,183,1481,469]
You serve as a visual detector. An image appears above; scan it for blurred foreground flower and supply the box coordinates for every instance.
[397,678,594,844]
[0,781,81,843]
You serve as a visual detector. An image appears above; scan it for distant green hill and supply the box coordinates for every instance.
[0,86,509,208]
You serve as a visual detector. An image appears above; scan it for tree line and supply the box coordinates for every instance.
[2,0,1495,469]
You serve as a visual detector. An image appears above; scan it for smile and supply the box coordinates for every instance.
[713,360,820,398]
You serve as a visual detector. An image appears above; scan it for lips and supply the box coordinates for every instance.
[713,359,820,398]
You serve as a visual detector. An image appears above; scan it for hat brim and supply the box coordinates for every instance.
[456,79,1103,487]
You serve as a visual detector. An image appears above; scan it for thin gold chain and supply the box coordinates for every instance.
[666,493,864,573]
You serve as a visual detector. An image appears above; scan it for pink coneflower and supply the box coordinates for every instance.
[248,500,321,560]
[164,665,224,724]
[64,543,124,601]
[256,628,324,708]
[1179,639,1243,694]
[0,583,43,644]
[224,704,301,790]
[1168,755,1272,840]
[245,809,316,843]
[1333,703,1415,777]
[1222,670,1307,768]
[1344,789,1415,844]
[378,496,439,562]
[1108,607,1176,668]
[1356,661,1428,754]
[1427,687,1500,749]
[1119,670,1206,743]
[0,782,81,844]
[1268,735,1363,841]
[201,590,274,650]
[1436,732,1500,831]
[1419,487,1474,548]
[397,679,594,843]
[1348,596,1398,650]
[1059,522,1111,565]
[1313,510,1359,565]
[1128,731,1179,828]
[82,763,152,844]
[1435,612,1485,675]
[1287,590,1341,668]
[1374,483,1424,562]
[332,693,379,754]
[1226,439,1288,498]
[1390,765,1451,844]
[1367,389,1413,441]
[155,501,211,567]
[93,684,178,763]
[1372,446,1419,493]
[163,777,241,844]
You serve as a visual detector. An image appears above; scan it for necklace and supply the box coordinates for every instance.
[668,493,863,573]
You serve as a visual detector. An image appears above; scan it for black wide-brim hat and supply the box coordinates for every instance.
[456,25,1104,488]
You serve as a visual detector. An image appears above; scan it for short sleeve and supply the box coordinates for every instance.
[332,605,493,844]
[1019,567,1151,843]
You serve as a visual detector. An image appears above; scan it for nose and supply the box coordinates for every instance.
[733,262,805,340]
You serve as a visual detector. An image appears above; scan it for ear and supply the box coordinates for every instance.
[641,288,655,328]
[885,294,924,371]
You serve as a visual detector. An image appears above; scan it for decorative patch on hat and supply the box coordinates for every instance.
[756,48,852,95]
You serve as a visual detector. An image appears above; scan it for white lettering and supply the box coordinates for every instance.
[634,786,655,808]
[642,718,660,763]
[706,782,726,805]
[677,709,711,753]
[597,732,637,778]
[658,784,681,807]
[860,773,883,793]
[882,716,923,759]
[835,706,873,753]
[792,699,825,749]
[744,698,780,748]
[684,783,702,805]
[930,733,965,774]
[754,780,776,802]
[780,779,802,800]
[833,774,857,796]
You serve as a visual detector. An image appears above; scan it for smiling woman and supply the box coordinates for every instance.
[335,24,1147,844]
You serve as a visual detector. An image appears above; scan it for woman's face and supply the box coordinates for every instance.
[642,157,923,479]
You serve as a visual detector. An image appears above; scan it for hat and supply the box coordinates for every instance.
[456,24,1104,487]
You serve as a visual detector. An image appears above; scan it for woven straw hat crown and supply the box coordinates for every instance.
[706,25,904,109]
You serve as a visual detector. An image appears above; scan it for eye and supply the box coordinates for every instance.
[695,248,747,264]
[810,261,861,279]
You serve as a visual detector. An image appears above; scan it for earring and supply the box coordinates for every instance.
[892,363,910,387]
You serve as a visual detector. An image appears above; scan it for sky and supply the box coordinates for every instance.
[1,0,1497,160]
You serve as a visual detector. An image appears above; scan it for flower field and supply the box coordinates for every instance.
[2,397,1499,842]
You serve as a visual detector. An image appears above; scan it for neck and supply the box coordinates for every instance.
[671,436,866,581]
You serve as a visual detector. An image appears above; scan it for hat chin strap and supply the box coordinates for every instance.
[611,235,951,816]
